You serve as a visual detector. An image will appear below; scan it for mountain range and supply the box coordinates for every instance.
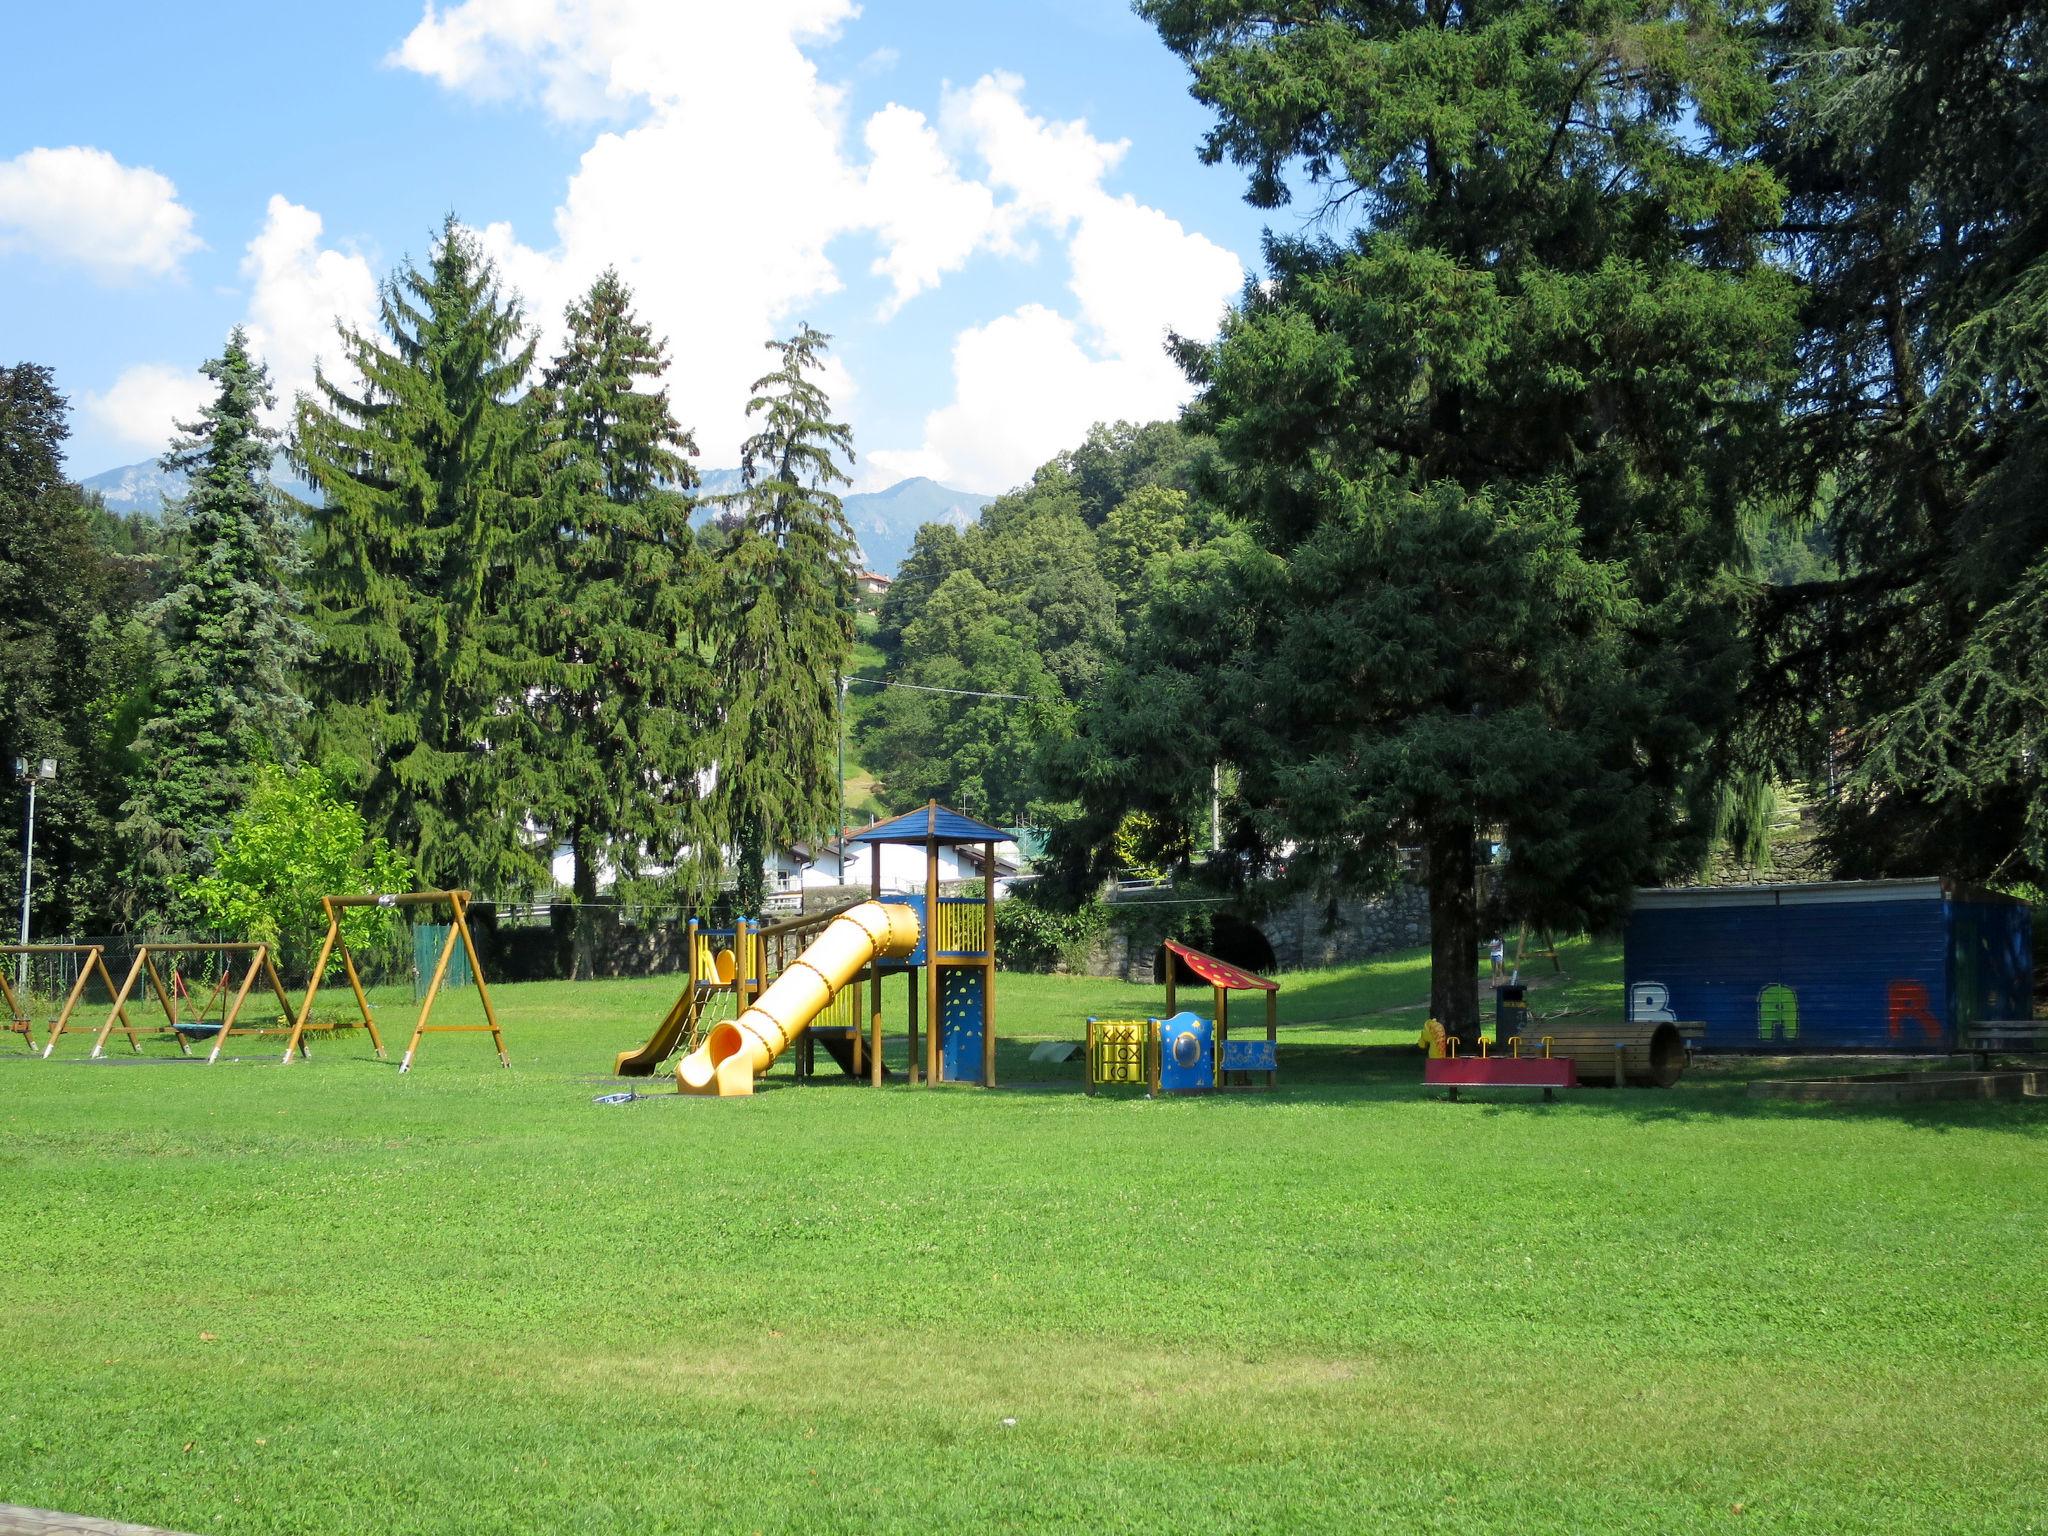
[78,459,990,577]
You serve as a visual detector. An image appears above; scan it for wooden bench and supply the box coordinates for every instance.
[1962,1021,2048,1071]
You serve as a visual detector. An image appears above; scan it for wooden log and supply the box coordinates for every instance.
[1539,1020,1686,1088]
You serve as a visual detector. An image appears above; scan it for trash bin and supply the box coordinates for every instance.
[1495,983,1528,1045]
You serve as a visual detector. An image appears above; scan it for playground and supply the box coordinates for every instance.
[4,937,2045,1534]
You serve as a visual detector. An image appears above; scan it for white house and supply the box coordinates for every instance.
[811,836,1017,893]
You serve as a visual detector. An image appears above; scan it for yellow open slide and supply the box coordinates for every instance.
[676,900,921,1096]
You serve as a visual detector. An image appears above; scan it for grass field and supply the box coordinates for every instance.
[4,939,2045,1533]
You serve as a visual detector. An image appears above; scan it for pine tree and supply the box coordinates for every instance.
[710,325,859,914]
[1112,1,1797,1039]
[535,269,719,972]
[292,218,544,893]
[118,328,309,918]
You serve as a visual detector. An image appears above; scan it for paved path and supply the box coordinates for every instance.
[0,1506,199,1536]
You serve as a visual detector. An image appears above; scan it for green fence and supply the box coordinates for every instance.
[412,924,474,1000]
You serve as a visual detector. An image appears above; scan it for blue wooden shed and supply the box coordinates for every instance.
[1623,879,2032,1053]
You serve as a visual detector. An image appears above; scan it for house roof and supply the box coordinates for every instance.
[1164,938,1277,992]
[848,802,1012,847]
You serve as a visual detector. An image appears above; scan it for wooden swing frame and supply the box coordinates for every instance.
[282,891,506,1071]
[3,944,138,1057]
[84,943,300,1063]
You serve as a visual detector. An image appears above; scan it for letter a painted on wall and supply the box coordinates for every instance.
[1886,981,1943,1045]
[1758,983,1799,1042]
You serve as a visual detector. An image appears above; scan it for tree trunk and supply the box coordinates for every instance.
[1427,818,1481,1049]
[571,835,600,981]
[735,816,767,919]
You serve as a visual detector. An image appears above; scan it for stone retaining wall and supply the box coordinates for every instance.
[1082,881,1432,981]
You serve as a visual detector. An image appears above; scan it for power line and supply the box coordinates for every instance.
[846,676,1035,702]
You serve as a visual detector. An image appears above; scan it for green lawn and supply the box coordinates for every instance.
[4,941,2044,1533]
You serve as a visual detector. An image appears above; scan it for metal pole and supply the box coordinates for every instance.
[836,673,848,868]
[16,776,35,999]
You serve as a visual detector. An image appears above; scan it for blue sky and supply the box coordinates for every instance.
[0,1,1278,491]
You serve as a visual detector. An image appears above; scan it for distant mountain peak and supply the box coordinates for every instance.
[79,457,992,577]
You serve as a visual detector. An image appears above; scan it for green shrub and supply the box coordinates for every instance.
[180,764,416,981]
[995,887,1108,972]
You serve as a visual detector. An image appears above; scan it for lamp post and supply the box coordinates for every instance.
[15,756,56,998]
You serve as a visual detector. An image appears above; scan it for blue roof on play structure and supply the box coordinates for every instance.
[847,803,1010,846]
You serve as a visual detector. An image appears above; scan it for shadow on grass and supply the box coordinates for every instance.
[987,1038,2048,1136]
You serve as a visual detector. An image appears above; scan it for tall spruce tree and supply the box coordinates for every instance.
[535,270,719,972]
[710,325,859,914]
[119,329,309,917]
[1095,1,1796,1038]
[293,218,544,893]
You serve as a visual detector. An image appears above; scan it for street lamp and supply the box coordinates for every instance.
[15,756,56,998]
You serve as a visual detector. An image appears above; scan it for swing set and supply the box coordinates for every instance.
[283,890,507,1071]
[4,944,135,1056]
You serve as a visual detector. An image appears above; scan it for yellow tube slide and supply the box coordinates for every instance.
[676,901,920,1096]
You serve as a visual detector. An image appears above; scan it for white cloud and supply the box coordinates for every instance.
[382,5,1241,489]
[0,146,202,281]
[79,363,214,454]
[861,103,1006,317]
[240,194,381,416]
[941,72,1127,228]
[399,1,868,460]
[879,77,1243,493]
[79,196,380,460]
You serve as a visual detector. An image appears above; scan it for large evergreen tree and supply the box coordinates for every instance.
[0,364,151,933]
[293,218,545,893]
[535,269,719,971]
[1755,1,2047,885]
[119,328,308,917]
[710,325,859,914]
[1097,0,1797,1037]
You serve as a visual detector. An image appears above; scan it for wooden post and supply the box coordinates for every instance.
[1164,945,1176,1015]
[1265,986,1277,1091]
[141,953,193,1056]
[906,966,920,1084]
[1215,983,1227,1089]
[93,951,152,1059]
[453,893,509,1068]
[924,806,939,1087]
[400,918,463,1072]
[1085,1016,1097,1096]
[283,898,345,1062]
[982,839,997,1088]
[203,948,268,1064]
[869,841,884,1086]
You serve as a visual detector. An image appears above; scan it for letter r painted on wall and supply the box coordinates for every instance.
[1758,984,1799,1042]
[1887,981,1943,1044]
